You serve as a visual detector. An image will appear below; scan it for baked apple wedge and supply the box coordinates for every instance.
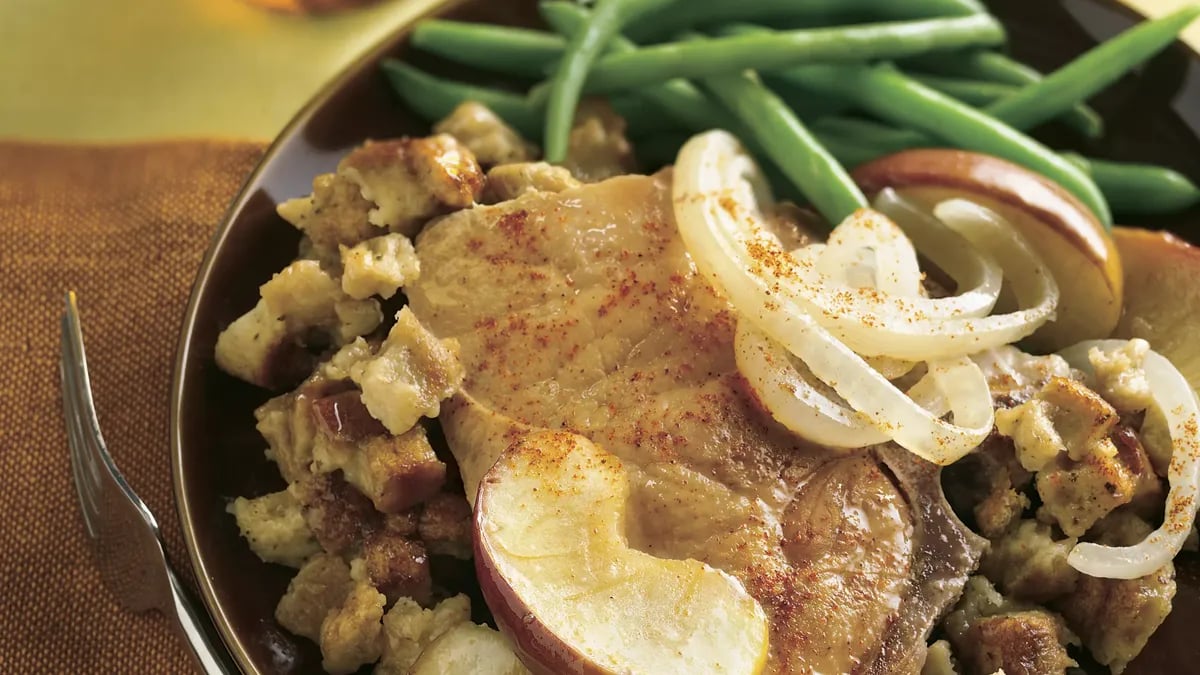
[473,431,770,675]
[854,149,1122,351]
[1112,226,1200,390]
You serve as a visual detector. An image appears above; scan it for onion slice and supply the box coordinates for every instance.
[674,130,994,463]
[1059,339,1200,580]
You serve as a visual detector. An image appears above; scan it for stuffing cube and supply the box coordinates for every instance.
[483,162,581,203]
[349,307,465,436]
[277,172,379,252]
[1058,511,1176,674]
[359,530,432,606]
[340,233,421,301]
[338,135,484,237]
[1088,339,1154,414]
[434,102,538,168]
[227,490,321,568]
[375,594,471,675]
[319,581,387,675]
[562,99,637,183]
[313,424,446,515]
[968,611,1078,675]
[982,520,1080,603]
[275,553,353,641]
[418,493,472,559]
[1037,442,1142,538]
[289,471,380,555]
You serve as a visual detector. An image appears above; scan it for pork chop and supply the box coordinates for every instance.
[407,171,985,674]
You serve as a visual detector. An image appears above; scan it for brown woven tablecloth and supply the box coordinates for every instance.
[0,140,266,673]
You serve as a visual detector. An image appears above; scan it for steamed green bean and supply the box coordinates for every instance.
[626,0,983,42]
[903,51,1104,138]
[1064,153,1200,216]
[409,20,565,78]
[581,14,1006,93]
[381,60,542,137]
[543,0,675,162]
[706,71,867,223]
[986,5,1200,133]
[772,62,1111,224]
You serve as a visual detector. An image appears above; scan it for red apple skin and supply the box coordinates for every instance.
[473,497,607,675]
[853,149,1108,262]
[852,148,1122,350]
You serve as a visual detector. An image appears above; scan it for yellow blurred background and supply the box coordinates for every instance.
[0,0,1193,142]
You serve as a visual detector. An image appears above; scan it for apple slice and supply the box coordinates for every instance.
[408,622,531,675]
[853,149,1122,352]
[473,431,770,675]
[1112,227,1200,390]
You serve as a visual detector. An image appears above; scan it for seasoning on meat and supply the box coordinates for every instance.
[407,171,986,674]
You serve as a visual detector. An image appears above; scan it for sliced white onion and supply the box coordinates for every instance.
[735,321,951,448]
[1059,340,1200,580]
[783,198,1057,360]
[674,131,994,463]
[735,321,887,448]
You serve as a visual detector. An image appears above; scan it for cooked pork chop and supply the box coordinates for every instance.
[407,171,985,674]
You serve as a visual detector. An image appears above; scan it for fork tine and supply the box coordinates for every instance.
[61,309,101,538]
[60,292,163,532]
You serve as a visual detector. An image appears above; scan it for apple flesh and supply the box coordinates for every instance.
[473,431,770,675]
[408,622,531,675]
[853,149,1122,352]
[1112,227,1200,391]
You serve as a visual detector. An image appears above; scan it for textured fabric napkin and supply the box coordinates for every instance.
[0,140,265,673]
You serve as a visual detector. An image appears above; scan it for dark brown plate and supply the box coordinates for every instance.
[171,1,1200,673]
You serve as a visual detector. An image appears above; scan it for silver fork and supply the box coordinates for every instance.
[60,291,237,675]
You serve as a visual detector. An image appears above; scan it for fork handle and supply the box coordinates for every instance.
[167,567,240,674]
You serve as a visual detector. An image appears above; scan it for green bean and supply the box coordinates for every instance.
[903,51,1104,138]
[770,62,1111,224]
[987,5,1200,133]
[383,59,671,143]
[540,2,744,135]
[905,73,1107,138]
[1063,153,1200,216]
[625,0,983,42]
[905,73,1020,106]
[581,14,1006,93]
[811,117,1200,216]
[409,20,566,79]
[703,71,867,223]
[812,118,928,156]
[543,0,675,163]
[381,60,542,137]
